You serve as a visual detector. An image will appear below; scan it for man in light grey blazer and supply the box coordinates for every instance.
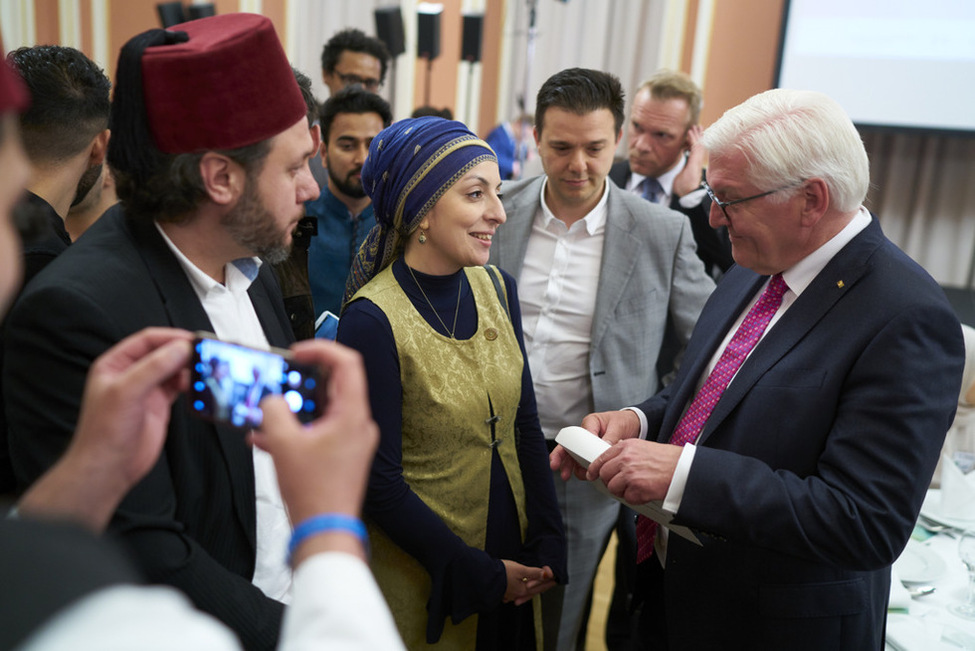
[488,68,715,651]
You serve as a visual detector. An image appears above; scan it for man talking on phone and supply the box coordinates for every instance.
[609,70,733,279]
[3,14,319,649]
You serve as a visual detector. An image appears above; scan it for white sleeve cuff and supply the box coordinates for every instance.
[678,187,707,209]
[623,407,649,440]
[281,552,405,651]
[662,443,697,513]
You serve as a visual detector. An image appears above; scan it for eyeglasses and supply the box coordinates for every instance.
[702,179,803,221]
[335,72,381,92]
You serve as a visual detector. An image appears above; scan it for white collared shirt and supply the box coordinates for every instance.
[641,208,872,563]
[156,224,293,603]
[626,156,684,206]
[519,178,609,439]
[625,155,707,209]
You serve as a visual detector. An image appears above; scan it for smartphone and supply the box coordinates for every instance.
[188,334,323,429]
[315,310,339,340]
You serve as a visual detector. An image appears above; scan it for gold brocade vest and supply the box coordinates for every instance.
[354,265,530,650]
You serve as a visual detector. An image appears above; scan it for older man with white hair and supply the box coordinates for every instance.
[555,88,966,650]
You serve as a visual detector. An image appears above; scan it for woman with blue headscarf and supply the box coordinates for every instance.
[338,117,566,649]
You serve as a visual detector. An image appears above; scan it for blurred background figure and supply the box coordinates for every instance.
[310,28,390,191]
[7,45,111,269]
[0,44,111,500]
[411,105,453,119]
[609,70,732,279]
[65,164,116,241]
[485,113,534,180]
[320,27,390,98]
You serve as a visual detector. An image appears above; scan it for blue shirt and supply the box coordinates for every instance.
[305,186,376,316]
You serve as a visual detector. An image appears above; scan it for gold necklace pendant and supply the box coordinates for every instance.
[406,264,463,339]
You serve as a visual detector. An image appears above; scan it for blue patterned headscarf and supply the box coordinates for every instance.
[342,116,496,308]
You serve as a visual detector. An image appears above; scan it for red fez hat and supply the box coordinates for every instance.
[139,13,305,153]
[0,36,29,114]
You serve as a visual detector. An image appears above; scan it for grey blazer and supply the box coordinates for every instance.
[489,176,715,411]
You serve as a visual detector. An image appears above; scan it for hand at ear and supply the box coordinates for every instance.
[673,125,706,198]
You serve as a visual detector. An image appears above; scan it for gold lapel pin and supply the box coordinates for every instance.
[837,280,845,288]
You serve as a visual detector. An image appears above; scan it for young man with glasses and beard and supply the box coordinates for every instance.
[320,28,390,97]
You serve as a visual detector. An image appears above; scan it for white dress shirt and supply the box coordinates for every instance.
[157,225,292,602]
[17,553,405,650]
[625,155,707,211]
[625,155,707,210]
[626,157,683,206]
[519,179,609,439]
[636,208,872,563]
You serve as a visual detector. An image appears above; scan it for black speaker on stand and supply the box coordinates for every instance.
[374,7,405,110]
[187,3,216,20]
[461,14,484,126]
[156,2,186,27]
[417,6,442,106]
[461,14,483,63]
[375,7,406,57]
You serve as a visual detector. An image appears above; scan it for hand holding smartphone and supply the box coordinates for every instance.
[188,334,324,429]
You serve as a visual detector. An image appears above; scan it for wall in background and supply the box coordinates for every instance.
[7,0,972,287]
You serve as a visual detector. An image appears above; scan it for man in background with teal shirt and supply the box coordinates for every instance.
[306,86,392,320]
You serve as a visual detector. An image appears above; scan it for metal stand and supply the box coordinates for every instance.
[423,57,434,106]
[516,0,539,176]
[466,62,477,126]
[387,58,397,115]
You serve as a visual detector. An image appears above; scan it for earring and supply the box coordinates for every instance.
[418,230,427,244]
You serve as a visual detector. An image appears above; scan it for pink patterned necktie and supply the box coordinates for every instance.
[636,274,789,563]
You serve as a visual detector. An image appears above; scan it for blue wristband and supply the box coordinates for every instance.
[287,514,369,565]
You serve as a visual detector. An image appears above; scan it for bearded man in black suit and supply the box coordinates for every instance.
[3,14,320,650]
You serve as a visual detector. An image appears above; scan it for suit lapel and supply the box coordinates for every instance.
[693,220,882,447]
[497,177,544,280]
[608,160,631,189]
[591,186,640,351]
[125,214,214,333]
[658,271,765,441]
[125,213,258,549]
[249,271,292,348]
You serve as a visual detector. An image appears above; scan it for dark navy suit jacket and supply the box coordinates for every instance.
[635,217,964,650]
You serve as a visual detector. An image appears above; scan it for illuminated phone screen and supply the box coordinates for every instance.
[188,336,322,429]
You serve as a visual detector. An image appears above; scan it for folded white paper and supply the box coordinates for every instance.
[940,452,975,521]
[554,426,701,546]
[887,566,912,612]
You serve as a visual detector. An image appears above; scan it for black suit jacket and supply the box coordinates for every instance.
[609,159,733,277]
[3,205,292,650]
[0,192,73,497]
[0,518,141,650]
[634,217,964,649]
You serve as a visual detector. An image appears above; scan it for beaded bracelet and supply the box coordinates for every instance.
[287,513,369,565]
